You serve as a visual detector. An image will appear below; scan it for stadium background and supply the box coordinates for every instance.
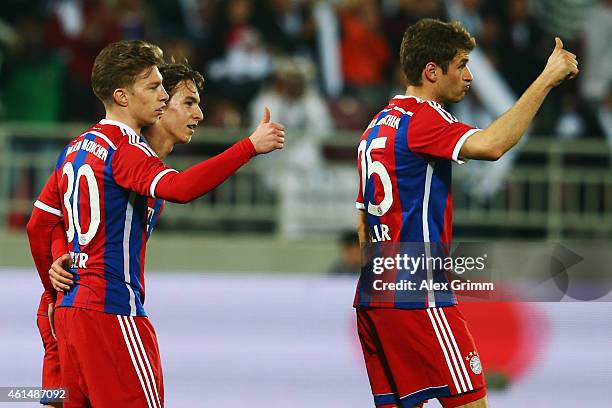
[0,0,611,406]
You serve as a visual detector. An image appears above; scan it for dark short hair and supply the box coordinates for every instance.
[159,62,205,98]
[92,40,164,104]
[400,18,476,86]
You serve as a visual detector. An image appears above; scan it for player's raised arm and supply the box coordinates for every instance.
[460,37,579,161]
[113,107,285,204]
[153,109,284,202]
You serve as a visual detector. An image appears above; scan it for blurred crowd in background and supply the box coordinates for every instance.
[0,0,611,142]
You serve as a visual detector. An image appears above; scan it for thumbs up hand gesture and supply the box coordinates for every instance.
[249,107,285,154]
[542,37,579,87]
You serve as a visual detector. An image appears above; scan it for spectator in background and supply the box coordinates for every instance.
[476,12,503,67]
[447,0,483,39]
[249,56,332,237]
[207,0,271,111]
[249,56,332,172]
[581,0,612,141]
[498,0,546,95]
[0,8,67,229]
[382,0,445,54]
[328,231,361,275]
[255,0,317,57]
[339,0,392,112]
[46,0,121,121]
[117,0,154,40]
[0,13,65,123]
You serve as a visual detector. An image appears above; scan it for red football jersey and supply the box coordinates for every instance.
[355,95,480,309]
[35,119,169,316]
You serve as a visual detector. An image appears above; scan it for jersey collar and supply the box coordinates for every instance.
[99,118,140,138]
[393,94,424,103]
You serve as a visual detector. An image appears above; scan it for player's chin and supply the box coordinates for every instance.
[146,114,162,126]
[451,92,466,103]
[177,132,191,144]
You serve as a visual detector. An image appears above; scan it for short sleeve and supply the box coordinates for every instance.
[408,101,480,164]
[112,143,177,198]
[34,170,62,217]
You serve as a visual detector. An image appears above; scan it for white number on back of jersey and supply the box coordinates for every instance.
[62,162,101,246]
[358,138,393,216]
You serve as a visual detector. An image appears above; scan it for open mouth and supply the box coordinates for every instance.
[187,124,196,130]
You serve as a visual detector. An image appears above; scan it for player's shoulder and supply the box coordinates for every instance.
[95,119,158,158]
[382,95,419,117]
[411,98,458,125]
[91,119,135,148]
[360,96,414,140]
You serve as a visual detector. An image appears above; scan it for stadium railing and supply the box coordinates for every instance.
[1,123,611,239]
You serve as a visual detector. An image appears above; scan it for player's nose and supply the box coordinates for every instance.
[464,65,474,82]
[194,105,203,121]
[159,86,169,103]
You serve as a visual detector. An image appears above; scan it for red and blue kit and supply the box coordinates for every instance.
[355,95,486,407]
[355,95,480,310]
[31,119,257,407]
[35,119,169,316]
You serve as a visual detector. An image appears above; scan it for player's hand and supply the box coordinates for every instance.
[47,302,57,340]
[541,37,579,87]
[249,107,285,154]
[49,253,73,292]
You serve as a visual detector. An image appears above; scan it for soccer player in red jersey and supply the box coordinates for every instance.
[26,41,284,408]
[355,19,578,408]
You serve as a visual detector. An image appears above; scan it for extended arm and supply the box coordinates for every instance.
[153,138,257,203]
[115,107,285,204]
[460,38,579,161]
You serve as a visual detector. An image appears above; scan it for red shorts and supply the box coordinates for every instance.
[37,314,62,405]
[356,306,486,407]
[55,307,164,408]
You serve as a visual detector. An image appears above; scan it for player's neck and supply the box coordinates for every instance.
[404,86,444,105]
[143,127,174,159]
[104,108,143,135]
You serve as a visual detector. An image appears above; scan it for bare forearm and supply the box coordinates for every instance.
[356,211,369,247]
[477,75,552,157]
[461,37,578,161]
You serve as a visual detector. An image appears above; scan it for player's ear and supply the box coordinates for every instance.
[423,62,438,83]
[112,88,129,108]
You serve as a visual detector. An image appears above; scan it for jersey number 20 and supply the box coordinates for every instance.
[62,162,101,246]
[358,138,393,216]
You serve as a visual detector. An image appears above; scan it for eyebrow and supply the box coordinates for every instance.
[185,96,200,103]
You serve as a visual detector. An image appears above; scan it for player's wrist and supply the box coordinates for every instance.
[536,71,556,90]
[241,137,258,158]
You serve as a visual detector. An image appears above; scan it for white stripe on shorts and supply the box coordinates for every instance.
[438,308,473,390]
[427,308,462,393]
[126,316,162,408]
[117,316,158,408]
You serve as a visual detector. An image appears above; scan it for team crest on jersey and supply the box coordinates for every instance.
[465,351,482,375]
